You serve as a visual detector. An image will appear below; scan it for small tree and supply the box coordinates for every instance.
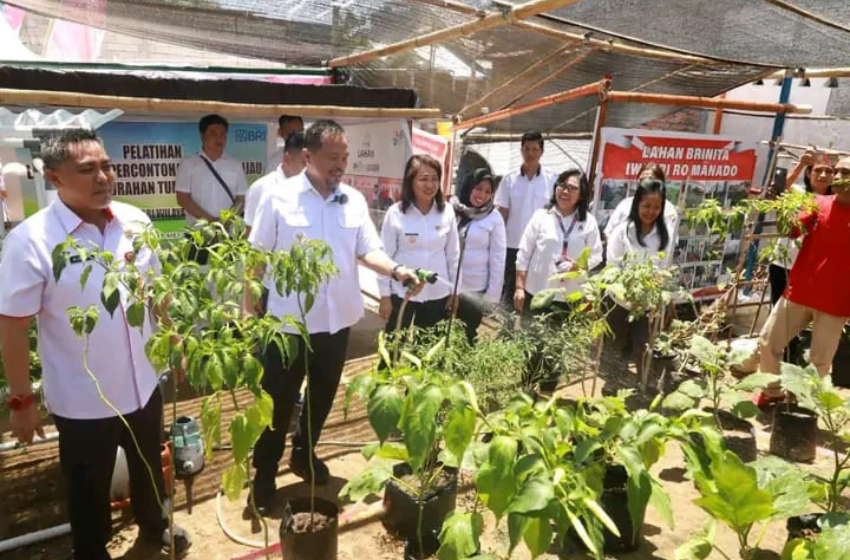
[54,215,336,558]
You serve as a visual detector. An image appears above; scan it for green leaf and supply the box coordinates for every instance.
[507,513,530,554]
[338,460,394,502]
[649,476,675,529]
[374,442,410,463]
[126,300,146,328]
[475,465,515,519]
[200,394,222,461]
[522,516,553,559]
[222,463,247,501]
[100,272,121,317]
[662,391,697,411]
[443,402,476,463]
[229,415,253,464]
[678,379,708,399]
[505,476,553,514]
[436,512,483,560]
[674,536,713,560]
[734,372,781,392]
[79,264,93,290]
[51,241,69,282]
[730,399,761,419]
[488,436,517,479]
[254,391,274,427]
[530,289,557,311]
[399,383,443,471]
[693,451,776,531]
[367,385,403,444]
[819,390,845,411]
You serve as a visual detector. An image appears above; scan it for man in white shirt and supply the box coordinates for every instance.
[267,114,304,170]
[0,129,190,560]
[244,131,305,233]
[493,131,558,306]
[175,114,248,226]
[247,120,424,513]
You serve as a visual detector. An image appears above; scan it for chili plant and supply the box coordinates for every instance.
[54,214,336,558]
[662,335,778,428]
[341,335,480,560]
[780,363,850,515]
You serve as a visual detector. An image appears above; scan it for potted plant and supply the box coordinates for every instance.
[662,335,778,462]
[442,392,622,560]
[54,215,335,560]
[777,363,850,540]
[341,335,478,559]
[677,439,814,560]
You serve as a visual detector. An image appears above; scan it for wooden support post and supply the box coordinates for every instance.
[606,91,812,114]
[327,0,590,68]
[452,77,608,131]
[713,92,725,134]
[458,44,577,118]
[0,88,443,119]
[587,79,612,184]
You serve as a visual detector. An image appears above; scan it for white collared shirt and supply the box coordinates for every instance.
[249,173,383,334]
[378,201,460,302]
[516,208,603,297]
[175,152,248,225]
[606,221,674,267]
[244,165,286,227]
[459,210,506,302]
[0,199,160,420]
[494,166,559,248]
[604,195,679,238]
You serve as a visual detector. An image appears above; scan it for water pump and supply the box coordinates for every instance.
[171,416,204,513]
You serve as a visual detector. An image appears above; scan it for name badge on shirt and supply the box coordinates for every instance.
[405,233,419,244]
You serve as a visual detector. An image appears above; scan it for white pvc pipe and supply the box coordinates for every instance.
[0,523,71,554]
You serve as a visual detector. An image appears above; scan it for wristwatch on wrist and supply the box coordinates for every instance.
[391,264,403,282]
[7,394,35,412]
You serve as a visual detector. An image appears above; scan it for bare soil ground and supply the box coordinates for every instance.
[1,311,845,560]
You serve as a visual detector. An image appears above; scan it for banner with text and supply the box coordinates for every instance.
[593,128,758,298]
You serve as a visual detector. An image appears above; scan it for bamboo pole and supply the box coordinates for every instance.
[499,49,594,110]
[458,43,577,118]
[326,0,590,68]
[407,0,721,65]
[463,131,592,143]
[587,85,610,185]
[606,91,812,114]
[0,88,443,119]
[451,78,608,131]
[764,0,850,33]
[760,140,850,156]
[712,93,725,134]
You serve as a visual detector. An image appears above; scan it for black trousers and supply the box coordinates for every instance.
[605,302,650,373]
[384,295,449,335]
[501,248,519,308]
[252,329,350,482]
[54,388,167,560]
[768,263,801,362]
[455,291,487,345]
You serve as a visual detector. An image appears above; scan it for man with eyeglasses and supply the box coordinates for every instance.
[755,156,850,406]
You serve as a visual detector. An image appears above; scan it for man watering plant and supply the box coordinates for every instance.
[0,129,191,559]
[754,155,850,406]
[246,119,425,515]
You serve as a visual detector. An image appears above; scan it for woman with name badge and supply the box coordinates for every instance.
[514,168,603,314]
[605,178,674,375]
[453,168,506,344]
[379,154,460,335]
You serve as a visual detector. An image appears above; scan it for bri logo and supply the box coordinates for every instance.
[234,128,267,143]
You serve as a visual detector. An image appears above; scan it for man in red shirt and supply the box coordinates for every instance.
[756,156,850,404]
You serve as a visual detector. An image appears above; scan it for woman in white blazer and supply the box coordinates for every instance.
[379,154,460,335]
[453,168,506,344]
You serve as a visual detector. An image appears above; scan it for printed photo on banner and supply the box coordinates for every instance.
[593,128,758,299]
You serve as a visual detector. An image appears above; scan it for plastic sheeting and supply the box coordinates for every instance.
[0,107,122,135]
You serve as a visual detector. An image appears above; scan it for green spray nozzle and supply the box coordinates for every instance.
[403,268,438,287]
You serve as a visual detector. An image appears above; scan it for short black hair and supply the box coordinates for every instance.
[520,131,544,150]
[546,168,590,221]
[303,119,346,152]
[401,154,445,213]
[199,114,229,134]
[41,128,102,170]
[278,115,303,129]
[283,131,304,154]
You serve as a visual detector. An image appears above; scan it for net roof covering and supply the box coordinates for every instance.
[5,0,849,132]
